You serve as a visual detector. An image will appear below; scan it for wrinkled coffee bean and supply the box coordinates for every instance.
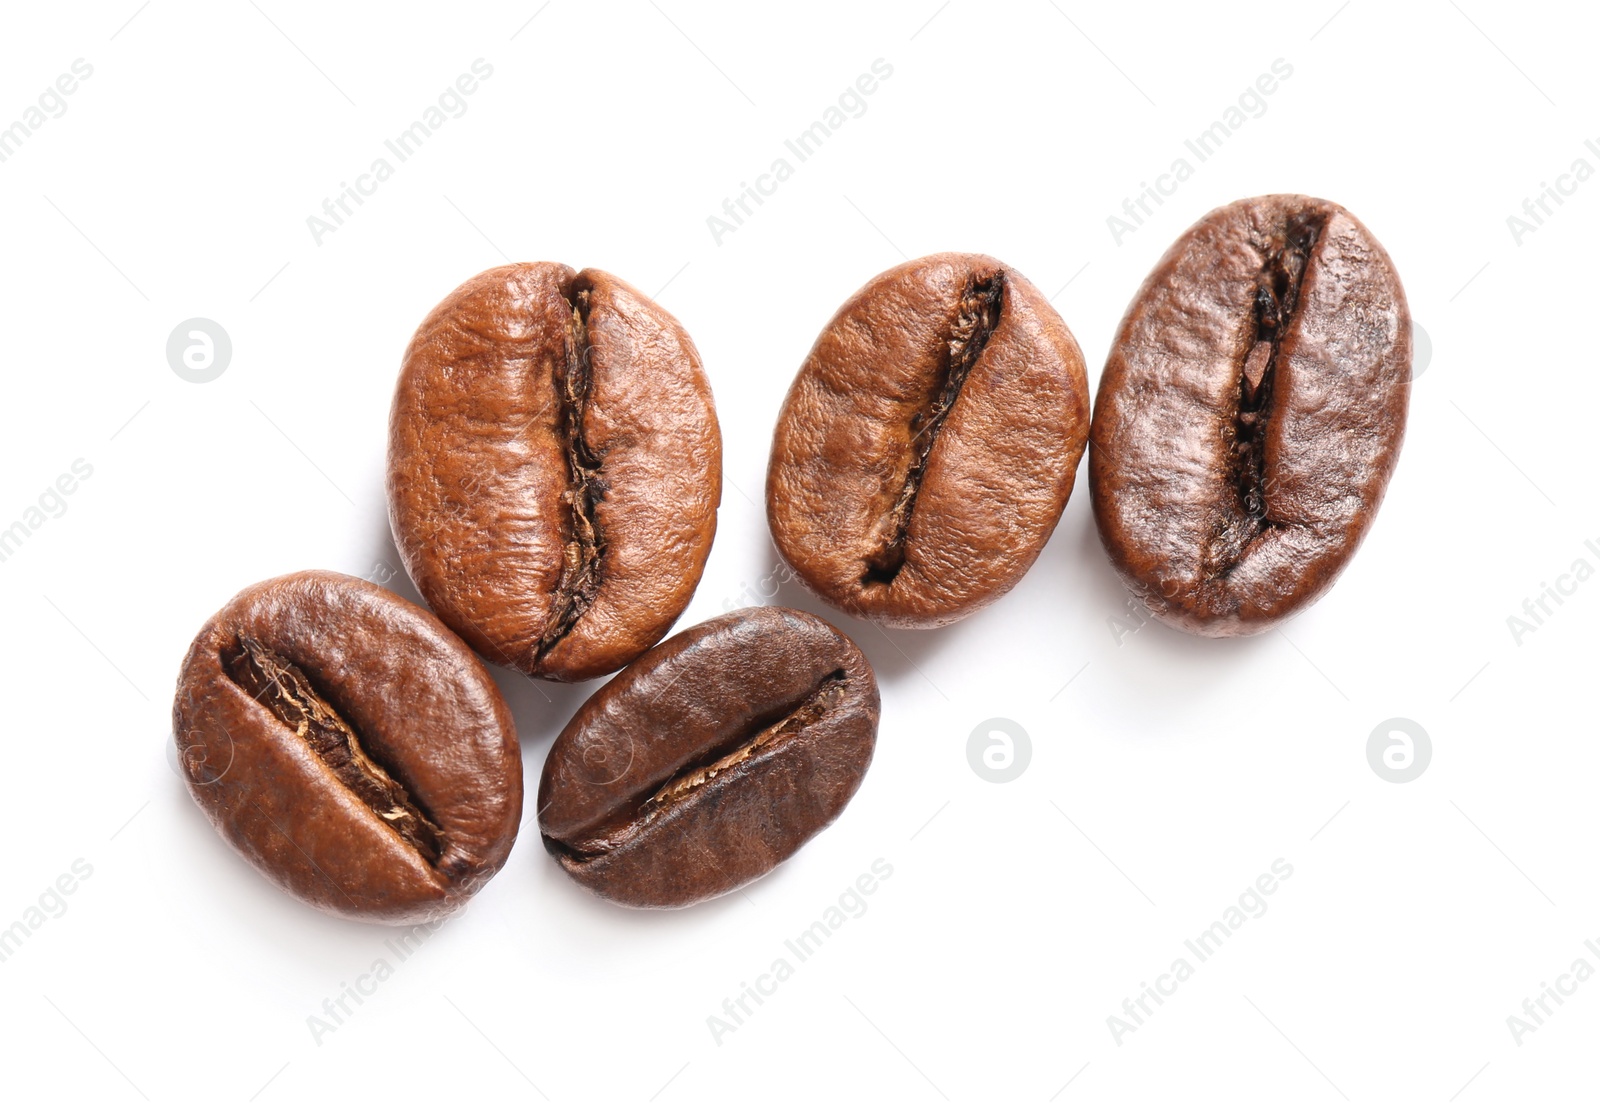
[767,253,1090,628]
[388,263,722,682]
[1091,195,1410,636]
[538,606,879,908]
[172,571,522,924]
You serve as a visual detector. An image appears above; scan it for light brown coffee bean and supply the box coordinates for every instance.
[767,253,1090,628]
[388,263,722,681]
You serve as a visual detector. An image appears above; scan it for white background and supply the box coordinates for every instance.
[1,1,1595,1099]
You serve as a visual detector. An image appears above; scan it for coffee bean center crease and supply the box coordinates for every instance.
[539,286,608,659]
[1210,213,1325,574]
[223,636,445,863]
[559,669,849,859]
[863,274,1004,585]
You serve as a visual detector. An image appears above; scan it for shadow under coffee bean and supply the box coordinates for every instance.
[1090,194,1411,636]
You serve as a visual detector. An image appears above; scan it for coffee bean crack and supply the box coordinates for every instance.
[223,636,445,863]
[1208,213,1325,574]
[539,287,608,659]
[553,670,849,860]
[863,274,1004,585]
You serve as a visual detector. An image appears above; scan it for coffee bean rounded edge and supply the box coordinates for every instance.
[171,570,523,924]
[1089,195,1411,636]
[537,606,880,908]
[767,252,1091,629]
[388,262,723,682]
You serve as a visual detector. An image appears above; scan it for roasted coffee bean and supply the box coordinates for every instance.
[172,571,522,924]
[538,606,879,908]
[388,263,722,682]
[1090,195,1410,636]
[767,253,1090,628]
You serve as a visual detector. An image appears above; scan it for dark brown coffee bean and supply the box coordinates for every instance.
[1091,195,1410,635]
[172,571,522,924]
[766,253,1090,628]
[388,263,722,682]
[538,606,879,908]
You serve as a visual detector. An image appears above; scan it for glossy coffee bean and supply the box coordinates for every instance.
[172,571,522,924]
[767,253,1090,628]
[538,606,879,908]
[1091,195,1410,635]
[388,263,722,681]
